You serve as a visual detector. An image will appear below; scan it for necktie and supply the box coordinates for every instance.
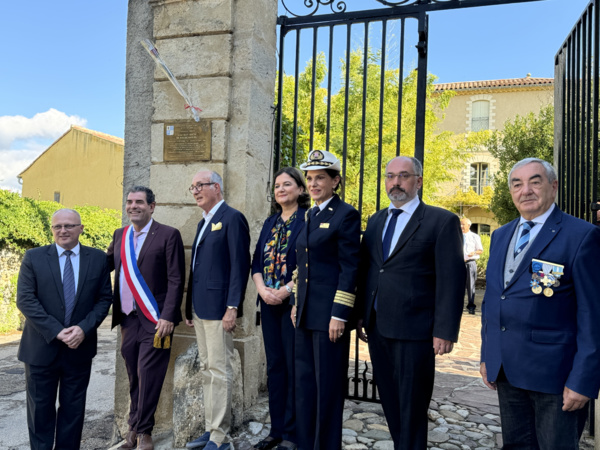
[63,250,76,326]
[514,221,535,258]
[382,209,403,260]
[310,207,319,219]
[121,231,141,315]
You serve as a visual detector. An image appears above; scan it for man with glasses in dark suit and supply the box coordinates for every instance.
[17,208,112,450]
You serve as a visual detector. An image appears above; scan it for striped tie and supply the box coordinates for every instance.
[514,221,535,258]
[63,250,76,326]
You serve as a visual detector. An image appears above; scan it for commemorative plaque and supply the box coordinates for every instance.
[163,120,211,162]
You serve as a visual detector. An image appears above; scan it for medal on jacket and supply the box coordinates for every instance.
[530,259,563,297]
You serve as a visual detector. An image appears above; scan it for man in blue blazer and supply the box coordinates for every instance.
[185,170,250,450]
[17,209,112,449]
[480,158,600,448]
[356,156,465,449]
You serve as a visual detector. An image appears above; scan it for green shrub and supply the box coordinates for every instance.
[0,274,22,333]
[0,190,120,332]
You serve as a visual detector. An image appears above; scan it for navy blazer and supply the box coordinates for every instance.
[186,202,251,320]
[481,206,600,398]
[356,202,465,342]
[251,208,307,305]
[17,244,112,366]
[107,221,186,333]
[293,195,361,331]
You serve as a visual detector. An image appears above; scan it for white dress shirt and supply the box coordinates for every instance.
[382,196,421,251]
[516,203,555,248]
[192,200,225,268]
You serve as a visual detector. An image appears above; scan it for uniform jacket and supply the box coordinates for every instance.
[251,208,307,305]
[481,206,600,398]
[186,202,251,320]
[357,202,465,342]
[107,220,186,333]
[17,244,112,365]
[293,195,361,331]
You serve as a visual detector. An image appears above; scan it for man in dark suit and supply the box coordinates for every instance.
[107,186,186,450]
[185,170,250,450]
[480,158,600,448]
[356,156,465,449]
[17,208,112,450]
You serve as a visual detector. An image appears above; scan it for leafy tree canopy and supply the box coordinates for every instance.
[486,105,554,225]
[277,47,466,221]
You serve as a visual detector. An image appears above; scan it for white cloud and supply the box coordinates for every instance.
[0,109,87,149]
[0,109,87,192]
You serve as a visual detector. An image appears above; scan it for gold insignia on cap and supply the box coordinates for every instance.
[311,150,324,161]
[334,290,355,308]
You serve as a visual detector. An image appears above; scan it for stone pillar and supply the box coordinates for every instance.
[115,0,277,445]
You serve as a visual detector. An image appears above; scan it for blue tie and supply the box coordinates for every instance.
[382,209,403,260]
[514,221,535,258]
[63,250,76,326]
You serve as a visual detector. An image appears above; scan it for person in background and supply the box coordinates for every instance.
[292,150,361,450]
[461,217,483,314]
[250,167,309,450]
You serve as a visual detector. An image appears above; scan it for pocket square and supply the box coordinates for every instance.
[320,223,330,229]
[211,222,222,231]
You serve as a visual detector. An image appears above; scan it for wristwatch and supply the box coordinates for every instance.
[285,285,292,293]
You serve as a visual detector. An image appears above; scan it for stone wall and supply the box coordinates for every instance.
[117,0,277,445]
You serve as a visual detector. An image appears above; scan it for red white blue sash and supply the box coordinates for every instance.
[120,225,160,324]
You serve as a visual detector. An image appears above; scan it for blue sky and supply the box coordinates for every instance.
[0,0,590,191]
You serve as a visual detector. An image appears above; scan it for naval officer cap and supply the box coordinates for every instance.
[300,149,341,172]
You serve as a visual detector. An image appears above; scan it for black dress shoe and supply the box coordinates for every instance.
[254,437,282,450]
[468,308,476,315]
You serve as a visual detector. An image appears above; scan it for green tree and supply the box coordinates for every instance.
[487,105,554,225]
[277,48,465,220]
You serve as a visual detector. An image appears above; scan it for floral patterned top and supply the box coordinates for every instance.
[262,211,298,290]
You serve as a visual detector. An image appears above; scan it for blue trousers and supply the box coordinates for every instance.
[496,368,588,449]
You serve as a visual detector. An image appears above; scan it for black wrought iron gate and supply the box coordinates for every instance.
[554,0,600,434]
[275,0,546,403]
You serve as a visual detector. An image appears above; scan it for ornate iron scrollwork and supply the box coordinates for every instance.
[280,0,347,17]
[280,0,461,17]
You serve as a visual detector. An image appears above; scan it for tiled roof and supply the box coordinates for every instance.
[71,125,124,145]
[434,77,554,92]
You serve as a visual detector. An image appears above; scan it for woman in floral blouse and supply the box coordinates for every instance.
[251,167,310,450]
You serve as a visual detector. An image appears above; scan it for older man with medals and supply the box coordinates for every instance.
[480,158,600,449]
[107,186,186,450]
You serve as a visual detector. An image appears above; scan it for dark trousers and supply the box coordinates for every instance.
[295,327,350,450]
[368,319,434,450]
[25,352,92,450]
[120,313,172,435]
[260,301,296,442]
[496,368,588,449]
[465,260,477,310]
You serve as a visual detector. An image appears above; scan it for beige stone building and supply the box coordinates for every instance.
[434,76,554,234]
[18,125,124,210]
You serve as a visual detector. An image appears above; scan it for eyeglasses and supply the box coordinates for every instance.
[51,224,81,231]
[385,172,419,181]
[189,182,215,192]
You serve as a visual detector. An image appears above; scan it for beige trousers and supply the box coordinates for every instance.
[192,313,234,445]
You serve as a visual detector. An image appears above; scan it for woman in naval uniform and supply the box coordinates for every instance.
[291,149,361,450]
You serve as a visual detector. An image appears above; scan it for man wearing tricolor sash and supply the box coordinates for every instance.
[107,186,186,450]
[185,170,250,450]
